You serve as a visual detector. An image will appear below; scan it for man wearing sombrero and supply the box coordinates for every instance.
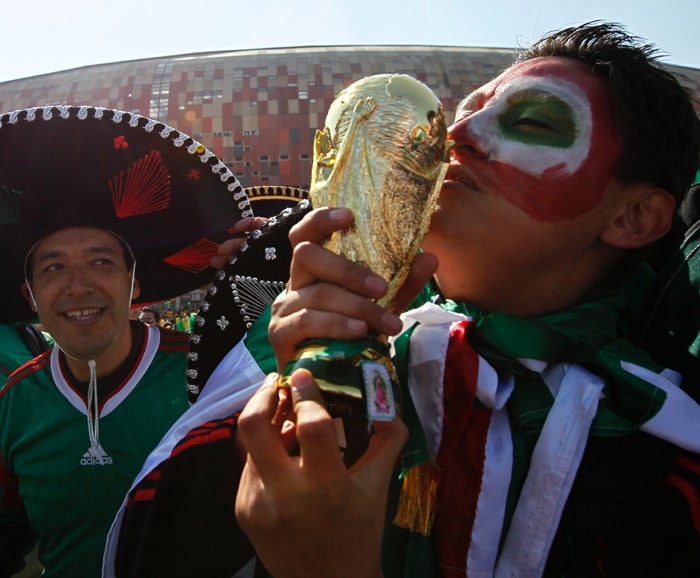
[0,105,251,578]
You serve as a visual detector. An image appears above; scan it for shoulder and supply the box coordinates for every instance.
[634,221,700,398]
[2,350,52,397]
[155,325,190,352]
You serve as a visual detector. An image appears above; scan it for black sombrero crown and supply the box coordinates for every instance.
[187,197,312,402]
[0,105,252,322]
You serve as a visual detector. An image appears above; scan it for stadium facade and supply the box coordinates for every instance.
[2,45,699,191]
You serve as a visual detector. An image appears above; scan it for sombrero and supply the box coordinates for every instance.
[187,197,312,402]
[244,185,310,218]
[0,105,252,323]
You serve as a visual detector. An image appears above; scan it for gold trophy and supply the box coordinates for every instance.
[283,73,452,465]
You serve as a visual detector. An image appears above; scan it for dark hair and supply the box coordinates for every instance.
[139,307,161,322]
[519,21,700,205]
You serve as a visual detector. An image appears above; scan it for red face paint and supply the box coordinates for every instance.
[449,57,621,221]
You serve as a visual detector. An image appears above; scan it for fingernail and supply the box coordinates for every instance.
[329,208,351,222]
[290,368,314,396]
[365,275,387,296]
[347,318,367,334]
[381,312,403,335]
[263,372,280,388]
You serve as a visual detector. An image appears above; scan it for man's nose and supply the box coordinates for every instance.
[64,267,94,294]
[447,115,490,160]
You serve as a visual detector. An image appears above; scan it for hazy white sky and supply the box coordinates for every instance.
[1,0,697,83]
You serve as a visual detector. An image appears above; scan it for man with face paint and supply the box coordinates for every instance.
[98,22,700,578]
[0,106,253,578]
[233,22,700,578]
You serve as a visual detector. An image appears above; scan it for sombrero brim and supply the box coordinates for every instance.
[0,106,252,322]
[244,185,309,218]
[187,198,312,402]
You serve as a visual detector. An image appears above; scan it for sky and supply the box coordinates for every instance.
[1,0,698,84]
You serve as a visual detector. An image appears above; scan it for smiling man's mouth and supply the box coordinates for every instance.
[64,308,102,319]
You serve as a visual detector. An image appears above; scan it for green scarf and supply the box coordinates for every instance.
[441,288,667,435]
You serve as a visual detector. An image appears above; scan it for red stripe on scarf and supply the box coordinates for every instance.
[433,320,494,577]
[676,452,700,478]
[665,473,700,534]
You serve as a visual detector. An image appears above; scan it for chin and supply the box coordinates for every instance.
[426,205,455,238]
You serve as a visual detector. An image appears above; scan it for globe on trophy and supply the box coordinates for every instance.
[282,73,452,466]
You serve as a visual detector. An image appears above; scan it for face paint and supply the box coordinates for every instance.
[450,57,621,221]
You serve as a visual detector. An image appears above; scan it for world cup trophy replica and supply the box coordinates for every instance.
[282,73,452,465]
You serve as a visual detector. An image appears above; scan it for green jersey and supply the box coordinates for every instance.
[0,324,189,578]
[0,324,50,380]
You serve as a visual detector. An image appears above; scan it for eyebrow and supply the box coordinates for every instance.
[457,89,491,116]
[33,243,120,266]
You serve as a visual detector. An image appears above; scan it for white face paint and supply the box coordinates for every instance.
[455,75,593,178]
[446,57,622,222]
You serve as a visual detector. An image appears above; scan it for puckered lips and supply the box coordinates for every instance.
[444,161,481,193]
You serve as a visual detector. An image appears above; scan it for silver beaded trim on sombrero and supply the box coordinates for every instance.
[186,199,311,398]
[0,105,253,219]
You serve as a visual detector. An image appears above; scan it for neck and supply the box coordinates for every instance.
[432,246,620,317]
[63,323,137,382]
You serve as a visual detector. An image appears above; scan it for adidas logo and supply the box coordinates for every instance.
[80,443,113,466]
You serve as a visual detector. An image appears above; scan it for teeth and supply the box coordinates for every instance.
[65,309,100,318]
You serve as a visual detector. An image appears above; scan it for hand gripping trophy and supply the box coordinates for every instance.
[282,73,452,465]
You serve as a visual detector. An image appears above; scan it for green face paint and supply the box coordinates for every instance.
[498,91,576,149]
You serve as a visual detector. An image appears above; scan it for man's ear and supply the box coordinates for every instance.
[600,187,676,249]
[21,283,37,312]
[130,276,141,301]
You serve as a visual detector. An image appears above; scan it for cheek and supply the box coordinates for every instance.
[484,136,619,222]
[476,161,603,222]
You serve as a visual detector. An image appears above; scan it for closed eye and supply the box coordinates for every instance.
[511,117,555,131]
[499,92,576,148]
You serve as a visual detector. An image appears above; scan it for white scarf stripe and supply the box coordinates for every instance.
[400,305,470,460]
[102,338,265,578]
[495,365,605,578]
[467,406,513,577]
[622,361,700,452]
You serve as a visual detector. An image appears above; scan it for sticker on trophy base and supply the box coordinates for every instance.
[362,362,397,421]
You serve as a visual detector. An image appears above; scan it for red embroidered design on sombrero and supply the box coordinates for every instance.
[164,238,220,273]
[110,149,172,217]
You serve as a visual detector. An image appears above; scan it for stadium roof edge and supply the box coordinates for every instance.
[0,44,518,84]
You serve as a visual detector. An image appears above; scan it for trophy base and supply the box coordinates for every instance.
[280,337,399,467]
